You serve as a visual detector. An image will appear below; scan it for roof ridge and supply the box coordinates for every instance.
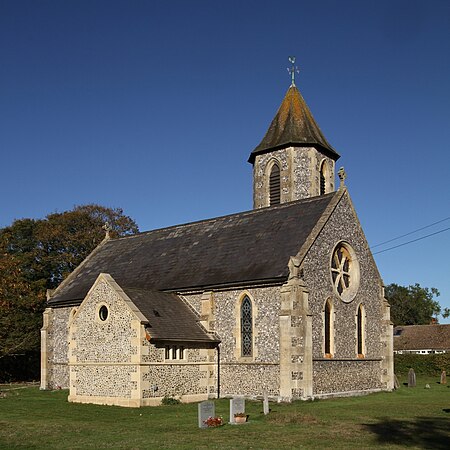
[108,192,337,242]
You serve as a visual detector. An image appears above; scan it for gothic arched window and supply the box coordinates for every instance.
[357,304,365,357]
[241,296,253,357]
[320,161,326,195]
[324,299,333,357]
[269,163,281,206]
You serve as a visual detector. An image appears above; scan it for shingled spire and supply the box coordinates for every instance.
[250,73,341,209]
[248,85,339,164]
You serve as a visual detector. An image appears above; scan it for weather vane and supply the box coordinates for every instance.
[287,56,300,87]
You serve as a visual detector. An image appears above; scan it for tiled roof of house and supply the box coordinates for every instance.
[248,85,339,164]
[124,288,219,345]
[393,324,450,351]
[48,192,337,307]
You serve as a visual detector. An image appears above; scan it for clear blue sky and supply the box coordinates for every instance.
[1,1,449,321]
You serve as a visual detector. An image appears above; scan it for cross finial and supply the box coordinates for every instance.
[338,167,347,186]
[102,222,112,239]
[287,56,300,87]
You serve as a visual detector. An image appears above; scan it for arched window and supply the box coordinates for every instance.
[324,299,333,357]
[357,304,365,357]
[269,163,281,206]
[319,161,326,195]
[241,296,253,356]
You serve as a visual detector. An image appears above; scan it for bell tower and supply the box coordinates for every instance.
[249,61,340,209]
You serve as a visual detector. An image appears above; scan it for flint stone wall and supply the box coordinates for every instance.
[142,364,207,398]
[46,306,71,389]
[313,359,382,394]
[71,280,136,364]
[184,285,281,396]
[302,192,383,392]
[70,279,138,398]
[253,147,335,208]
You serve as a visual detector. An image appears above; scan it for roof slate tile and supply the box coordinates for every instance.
[48,193,336,307]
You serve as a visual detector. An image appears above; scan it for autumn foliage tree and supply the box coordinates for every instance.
[0,204,138,375]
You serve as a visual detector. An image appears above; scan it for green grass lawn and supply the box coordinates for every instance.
[1,377,449,449]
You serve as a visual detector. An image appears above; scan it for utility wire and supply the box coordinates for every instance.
[372,227,450,255]
[371,216,450,248]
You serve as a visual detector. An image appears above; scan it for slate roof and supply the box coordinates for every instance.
[394,325,450,351]
[123,288,218,345]
[48,192,337,307]
[248,85,339,164]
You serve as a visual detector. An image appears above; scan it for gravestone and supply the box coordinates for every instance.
[393,374,400,390]
[441,370,447,385]
[230,397,245,423]
[263,391,269,415]
[198,401,215,428]
[408,368,416,388]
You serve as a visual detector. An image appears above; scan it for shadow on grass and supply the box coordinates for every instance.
[364,417,450,449]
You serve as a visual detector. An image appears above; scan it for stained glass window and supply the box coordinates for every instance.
[241,296,253,356]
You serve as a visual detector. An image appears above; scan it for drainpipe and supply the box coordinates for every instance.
[217,344,220,399]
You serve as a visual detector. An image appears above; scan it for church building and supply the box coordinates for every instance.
[41,75,394,407]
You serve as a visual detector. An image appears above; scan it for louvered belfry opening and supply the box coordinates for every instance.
[269,164,281,206]
[320,162,326,195]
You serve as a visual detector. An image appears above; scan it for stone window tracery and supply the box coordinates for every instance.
[331,242,360,303]
[241,296,253,357]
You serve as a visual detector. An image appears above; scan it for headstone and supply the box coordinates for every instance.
[393,374,400,390]
[441,370,447,385]
[230,397,245,424]
[408,368,416,388]
[198,401,215,428]
[263,391,269,415]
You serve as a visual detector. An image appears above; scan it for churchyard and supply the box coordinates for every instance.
[0,375,448,449]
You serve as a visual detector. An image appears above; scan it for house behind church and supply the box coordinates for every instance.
[41,78,394,407]
[394,324,450,354]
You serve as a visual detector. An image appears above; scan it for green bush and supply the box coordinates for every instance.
[394,353,450,376]
[0,351,40,382]
[161,396,181,405]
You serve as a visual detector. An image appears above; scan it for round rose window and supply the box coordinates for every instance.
[331,243,359,302]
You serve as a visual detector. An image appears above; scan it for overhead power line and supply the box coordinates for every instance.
[371,216,450,248]
[372,227,450,255]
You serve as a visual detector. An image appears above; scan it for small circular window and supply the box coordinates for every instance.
[331,242,359,302]
[98,305,109,321]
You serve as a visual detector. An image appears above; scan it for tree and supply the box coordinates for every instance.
[0,204,138,361]
[0,253,45,357]
[385,283,445,326]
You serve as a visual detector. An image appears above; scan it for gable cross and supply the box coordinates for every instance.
[102,222,112,239]
[338,167,347,186]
